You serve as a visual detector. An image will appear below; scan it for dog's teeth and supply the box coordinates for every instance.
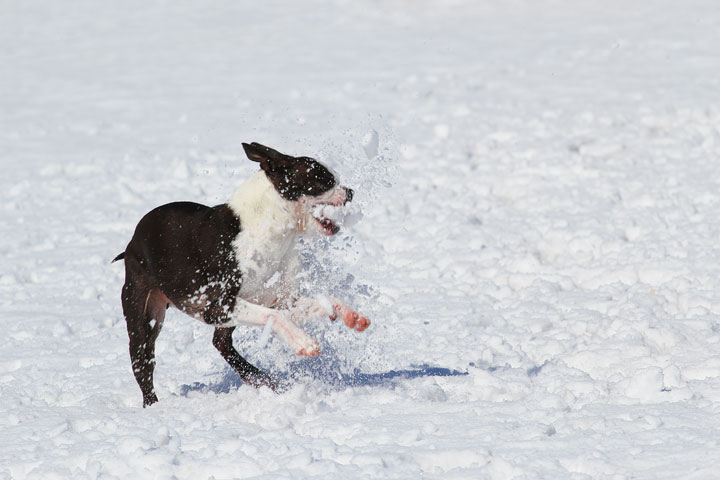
[313,203,361,231]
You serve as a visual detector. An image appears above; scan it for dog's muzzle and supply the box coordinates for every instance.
[312,187,361,236]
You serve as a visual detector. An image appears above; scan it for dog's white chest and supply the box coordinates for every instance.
[232,231,297,305]
[226,171,307,306]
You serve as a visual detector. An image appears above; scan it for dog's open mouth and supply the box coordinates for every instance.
[312,204,361,236]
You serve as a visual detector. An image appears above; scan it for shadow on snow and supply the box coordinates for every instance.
[178,364,469,397]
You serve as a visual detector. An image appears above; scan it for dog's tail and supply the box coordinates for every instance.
[112,252,125,263]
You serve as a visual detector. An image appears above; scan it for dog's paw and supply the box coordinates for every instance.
[355,314,370,332]
[332,304,370,332]
[245,371,279,392]
[271,312,322,357]
[291,328,321,357]
[142,392,159,408]
[297,338,321,357]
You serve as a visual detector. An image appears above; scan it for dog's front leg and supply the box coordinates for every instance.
[270,255,370,332]
[229,298,321,357]
[289,296,370,332]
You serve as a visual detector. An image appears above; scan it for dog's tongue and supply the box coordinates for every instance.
[313,204,363,228]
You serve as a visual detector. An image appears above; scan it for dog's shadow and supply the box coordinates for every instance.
[179,362,469,397]
[328,365,469,387]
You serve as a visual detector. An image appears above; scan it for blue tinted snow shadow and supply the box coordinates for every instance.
[177,378,241,397]
[282,358,470,390]
[336,366,468,387]
[178,364,469,397]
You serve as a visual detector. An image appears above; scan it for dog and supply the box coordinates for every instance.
[113,142,369,407]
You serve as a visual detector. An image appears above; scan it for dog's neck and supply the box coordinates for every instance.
[228,171,298,237]
[228,171,300,302]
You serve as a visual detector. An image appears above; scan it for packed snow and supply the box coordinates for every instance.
[2,0,720,478]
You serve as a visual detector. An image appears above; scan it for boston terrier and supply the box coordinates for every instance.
[113,142,369,407]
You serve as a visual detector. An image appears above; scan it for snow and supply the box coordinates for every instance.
[2,0,720,478]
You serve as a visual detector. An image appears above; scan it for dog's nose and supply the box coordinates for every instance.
[344,187,354,203]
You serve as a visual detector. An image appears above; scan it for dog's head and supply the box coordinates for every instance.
[242,142,355,236]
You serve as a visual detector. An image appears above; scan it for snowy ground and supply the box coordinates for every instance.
[3,0,720,478]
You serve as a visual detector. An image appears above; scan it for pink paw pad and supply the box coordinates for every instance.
[298,346,321,357]
[355,316,370,332]
[333,305,370,332]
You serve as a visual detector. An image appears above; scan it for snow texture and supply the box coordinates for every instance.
[2,1,720,478]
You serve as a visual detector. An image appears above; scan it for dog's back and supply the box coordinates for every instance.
[121,201,243,320]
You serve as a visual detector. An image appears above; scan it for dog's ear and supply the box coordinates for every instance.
[242,142,288,165]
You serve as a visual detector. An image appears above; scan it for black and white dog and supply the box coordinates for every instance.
[114,142,369,407]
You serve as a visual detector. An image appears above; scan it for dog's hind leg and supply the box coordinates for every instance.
[211,327,276,390]
[122,278,167,407]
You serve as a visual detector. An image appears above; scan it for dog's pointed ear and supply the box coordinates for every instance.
[242,142,280,163]
[242,143,294,174]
